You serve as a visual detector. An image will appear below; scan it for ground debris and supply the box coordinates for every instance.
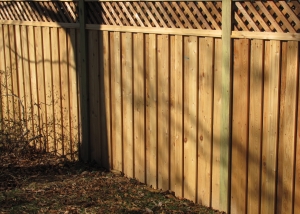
[0,150,225,214]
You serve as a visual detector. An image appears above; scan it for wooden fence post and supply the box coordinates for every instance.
[220,0,232,212]
[78,0,90,162]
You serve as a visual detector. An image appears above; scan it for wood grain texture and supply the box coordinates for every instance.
[122,32,134,178]
[211,38,222,210]
[146,33,157,188]
[197,37,214,207]
[261,40,280,214]
[247,39,263,214]
[110,31,123,171]
[133,33,145,183]
[231,39,249,214]
[88,30,101,163]
[157,34,170,190]
[183,36,197,202]
[170,35,183,197]
[277,41,298,214]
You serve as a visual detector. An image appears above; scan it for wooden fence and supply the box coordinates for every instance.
[0,0,299,213]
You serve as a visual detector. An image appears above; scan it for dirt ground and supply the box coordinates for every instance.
[0,148,225,214]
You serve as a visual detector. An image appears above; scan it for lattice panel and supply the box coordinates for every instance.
[86,1,222,29]
[0,1,78,23]
[234,0,300,32]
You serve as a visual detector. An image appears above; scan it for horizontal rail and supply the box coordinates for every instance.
[1,20,299,41]
[0,0,298,2]
[232,31,300,41]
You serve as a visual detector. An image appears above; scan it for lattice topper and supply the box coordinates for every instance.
[0,1,299,33]
[86,1,222,30]
[234,0,300,32]
[0,1,78,23]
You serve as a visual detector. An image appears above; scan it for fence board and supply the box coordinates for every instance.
[42,26,54,152]
[50,27,61,154]
[157,34,170,190]
[122,32,134,178]
[197,37,214,206]
[67,28,78,160]
[247,39,263,214]
[133,33,145,183]
[171,34,183,197]
[211,38,222,210]
[102,30,112,169]
[28,26,39,144]
[88,30,101,163]
[261,40,280,214]
[110,31,122,171]
[35,26,46,150]
[231,39,250,214]
[146,33,157,188]
[0,25,4,121]
[277,41,298,214]
[183,35,197,201]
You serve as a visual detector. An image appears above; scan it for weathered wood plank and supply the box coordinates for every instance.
[183,36,197,201]
[133,33,145,183]
[247,39,263,214]
[277,41,298,214]
[157,34,170,190]
[198,37,214,207]
[211,38,222,210]
[67,28,79,160]
[146,33,157,188]
[173,35,183,197]
[50,27,61,154]
[261,40,280,214]
[231,38,249,214]
[110,31,123,171]
[34,26,46,151]
[122,32,134,178]
[102,30,112,169]
[220,0,232,211]
[88,30,101,163]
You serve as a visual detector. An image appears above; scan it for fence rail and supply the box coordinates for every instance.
[0,1,299,213]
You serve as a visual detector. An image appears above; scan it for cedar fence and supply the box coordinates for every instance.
[0,0,299,213]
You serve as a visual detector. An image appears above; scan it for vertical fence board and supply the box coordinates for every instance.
[50,27,61,154]
[295,42,300,214]
[133,33,145,183]
[15,25,25,125]
[277,41,298,214]
[35,26,46,150]
[183,36,197,201]
[211,38,222,210]
[198,37,214,206]
[172,35,183,197]
[248,39,263,214]
[88,30,101,163]
[157,34,170,190]
[231,39,249,214]
[146,33,157,188]
[42,27,54,152]
[122,32,134,178]
[20,26,32,143]
[261,40,280,214]
[68,28,78,160]
[0,25,4,120]
[28,26,39,143]
[110,31,122,171]
[3,25,12,120]
[102,30,112,169]
[59,28,71,156]
[9,25,18,120]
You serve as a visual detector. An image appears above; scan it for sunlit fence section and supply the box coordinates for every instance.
[0,1,299,213]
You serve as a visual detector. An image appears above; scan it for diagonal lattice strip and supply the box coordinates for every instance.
[234,0,300,33]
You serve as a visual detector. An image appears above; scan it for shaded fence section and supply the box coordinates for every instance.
[0,1,300,213]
